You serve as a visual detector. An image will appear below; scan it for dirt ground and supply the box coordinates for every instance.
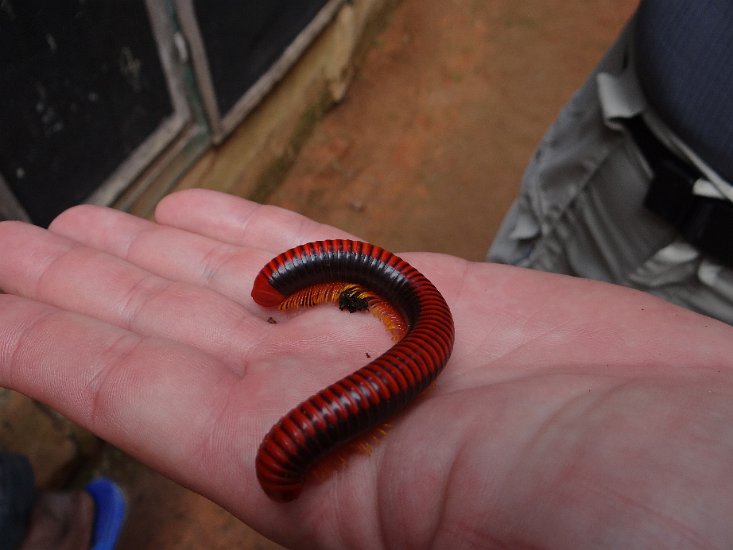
[269,0,637,261]
[110,0,637,547]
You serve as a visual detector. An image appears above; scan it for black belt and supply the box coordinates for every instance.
[624,115,733,266]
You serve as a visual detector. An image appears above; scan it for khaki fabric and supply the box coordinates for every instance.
[488,18,733,325]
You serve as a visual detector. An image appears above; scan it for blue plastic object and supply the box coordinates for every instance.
[85,478,126,550]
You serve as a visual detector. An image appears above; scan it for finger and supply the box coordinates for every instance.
[0,293,262,512]
[154,188,354,249]
[50,205,265,303]
[0,221,265,370]
[51,200,452,309]
[152,190,466,298]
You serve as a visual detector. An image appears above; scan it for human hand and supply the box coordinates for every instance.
[1,189,731,548]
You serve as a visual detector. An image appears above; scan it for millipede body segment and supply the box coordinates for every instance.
[251,239,455,502]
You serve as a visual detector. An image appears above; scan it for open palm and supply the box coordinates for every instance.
[0,189,731,548]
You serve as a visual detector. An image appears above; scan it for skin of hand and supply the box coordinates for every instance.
[0,189,731,549]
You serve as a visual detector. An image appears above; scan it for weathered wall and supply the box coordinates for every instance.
[121,0,396,218]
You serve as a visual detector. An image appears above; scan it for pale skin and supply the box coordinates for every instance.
[0,189,732,549]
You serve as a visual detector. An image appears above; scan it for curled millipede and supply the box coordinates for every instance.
[251,239,454,502]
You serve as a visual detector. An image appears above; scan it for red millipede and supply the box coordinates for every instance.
[251,239,454,502]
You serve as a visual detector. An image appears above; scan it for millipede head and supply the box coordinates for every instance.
[338,286,371,312]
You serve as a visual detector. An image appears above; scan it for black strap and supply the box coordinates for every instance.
[624,115,733,266]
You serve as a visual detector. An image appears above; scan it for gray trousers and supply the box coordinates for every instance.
[488,18,733,325]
